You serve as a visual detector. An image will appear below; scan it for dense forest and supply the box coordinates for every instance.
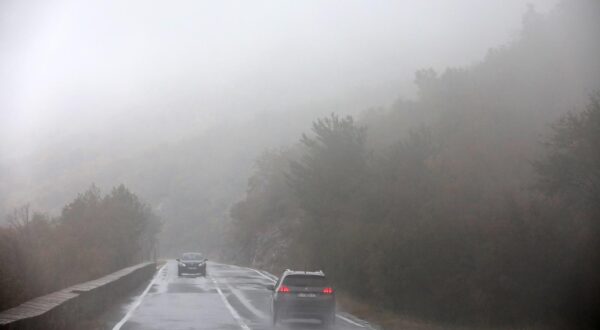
[229,1,600,327]
[0,185,160,311]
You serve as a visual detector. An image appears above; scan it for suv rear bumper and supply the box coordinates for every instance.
[276,300,335,320]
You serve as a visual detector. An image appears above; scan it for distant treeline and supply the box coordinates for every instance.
[0,185,160,311]
[229,1,600,327]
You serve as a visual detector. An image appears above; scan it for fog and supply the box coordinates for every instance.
[1,0,557,159]
[3,1,600,327]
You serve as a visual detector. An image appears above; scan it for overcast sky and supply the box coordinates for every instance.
[0,0,558,159]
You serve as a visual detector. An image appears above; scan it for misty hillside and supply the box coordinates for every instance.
[362,1,600,194]
[0,107,335,255]
[1,1,599,259]
[233,0,600,266]
[229,0,600,326]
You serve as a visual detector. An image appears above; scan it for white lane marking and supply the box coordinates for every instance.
[113,263,168,330]
[221,279,269,320]
[337,314,367,328]
[210,276,252,330]
[246,267,277,282]
[261,271,278,281]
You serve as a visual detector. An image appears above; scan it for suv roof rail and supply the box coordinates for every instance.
[282,269,326,276]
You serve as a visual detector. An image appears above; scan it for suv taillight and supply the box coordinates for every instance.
[323,287,334,294]
[278,285,290,293]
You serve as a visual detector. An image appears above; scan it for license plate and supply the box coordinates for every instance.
[298,293,316,298]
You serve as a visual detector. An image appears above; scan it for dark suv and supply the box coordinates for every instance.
[176,252,207,276]
[270,270,336,327]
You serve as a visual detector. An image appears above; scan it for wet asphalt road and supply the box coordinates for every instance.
[112,261,373,330]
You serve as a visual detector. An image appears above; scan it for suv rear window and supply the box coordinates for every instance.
[283,275,328,287]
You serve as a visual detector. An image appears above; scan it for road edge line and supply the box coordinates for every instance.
[112,263,167,330]
[223,281,269,320]
[261,271,278,281]
[246,267,276,282]
[337,313,367,328]
[210,276,252,330]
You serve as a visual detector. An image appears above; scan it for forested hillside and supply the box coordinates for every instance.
[0,185,159,310]
[0,108,329,257]
[229,1,600,326]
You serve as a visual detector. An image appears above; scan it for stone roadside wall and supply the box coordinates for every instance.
[0,262,156,330]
